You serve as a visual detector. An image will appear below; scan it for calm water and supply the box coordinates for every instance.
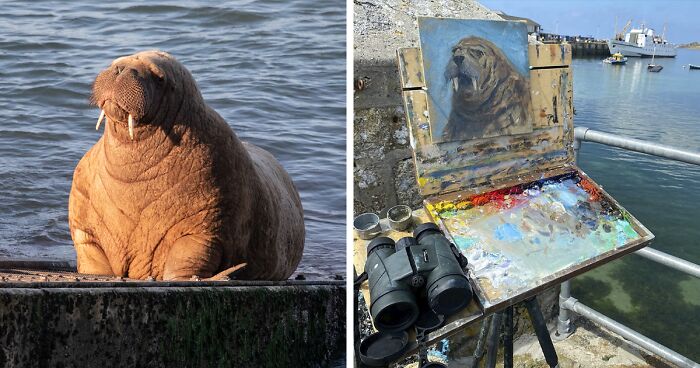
[0,1,346,281]
[572,49,700,360]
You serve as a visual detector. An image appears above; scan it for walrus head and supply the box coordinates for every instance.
[443,37,531,141]
[91,50,200,140]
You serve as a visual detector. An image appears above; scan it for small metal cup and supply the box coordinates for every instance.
[387,205,412,231]
[354,213,382,240]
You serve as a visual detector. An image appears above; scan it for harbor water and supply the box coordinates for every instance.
[572,49,700,361]
[0,1,346,281]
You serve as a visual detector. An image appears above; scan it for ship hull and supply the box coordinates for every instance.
[608,40,677,57]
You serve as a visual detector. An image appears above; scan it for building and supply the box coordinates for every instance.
[495,11,541,34]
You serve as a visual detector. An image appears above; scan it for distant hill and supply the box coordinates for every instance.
[679,42,700,49]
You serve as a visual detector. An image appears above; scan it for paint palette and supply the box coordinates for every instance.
[425,169,652,311]
[397,19,653,313]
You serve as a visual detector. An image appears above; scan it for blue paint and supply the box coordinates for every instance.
[494,223,522,242]
[428,339,449,361]
[555,188,579,208]
[454,236,477,251]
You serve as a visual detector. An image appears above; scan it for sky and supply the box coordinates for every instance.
[480,0,699,44]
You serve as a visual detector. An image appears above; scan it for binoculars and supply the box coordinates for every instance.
[365,222,472,332]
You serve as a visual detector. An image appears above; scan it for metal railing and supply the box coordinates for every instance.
[557,126,700,368]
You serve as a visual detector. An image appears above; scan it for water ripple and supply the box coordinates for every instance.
[0,0,346,279]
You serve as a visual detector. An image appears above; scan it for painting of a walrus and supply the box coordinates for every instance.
[443,37,533,141]
[417,18,534,143]
[69,51,305,281]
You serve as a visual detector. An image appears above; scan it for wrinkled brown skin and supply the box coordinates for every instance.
[68,51,305,280]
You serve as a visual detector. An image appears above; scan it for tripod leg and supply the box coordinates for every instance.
[504,306,514,368]
[525,297,559,368]
[485,312,503,368]
[470,315,492,368]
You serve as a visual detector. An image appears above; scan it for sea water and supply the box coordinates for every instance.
[0,1,346,281]
[572,49,700,360]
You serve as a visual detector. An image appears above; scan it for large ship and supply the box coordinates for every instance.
[608,23,676,58]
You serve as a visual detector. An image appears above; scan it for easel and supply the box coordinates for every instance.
[471,298,558,368]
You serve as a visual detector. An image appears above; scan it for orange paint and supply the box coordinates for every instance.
[472,195,490,206]
[578,179,601,201]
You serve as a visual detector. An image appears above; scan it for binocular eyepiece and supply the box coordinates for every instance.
[364,223,473,332]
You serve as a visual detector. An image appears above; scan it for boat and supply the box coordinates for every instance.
[608,22,676,58]
[647,45,663,72]
[689,64,700,70]
[603,53,627,64]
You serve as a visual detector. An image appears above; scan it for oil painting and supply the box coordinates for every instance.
[418,18,534,143]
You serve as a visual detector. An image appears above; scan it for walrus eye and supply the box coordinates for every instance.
[147,65,165,82]
[471,49,484,59]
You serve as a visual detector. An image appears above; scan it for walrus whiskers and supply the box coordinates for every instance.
[96,110,105,130]
[128,114,134,140]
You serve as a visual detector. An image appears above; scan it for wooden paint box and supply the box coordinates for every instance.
[398,18,653,314]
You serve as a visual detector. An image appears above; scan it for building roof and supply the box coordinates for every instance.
[495,11,541,29]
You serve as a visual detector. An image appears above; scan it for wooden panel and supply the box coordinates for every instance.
[402,89,431,148]
[398,43,575,197]
[530,67,574,129]
[405,124,573,196]
[397,47,425,89]
[529,43,572,68]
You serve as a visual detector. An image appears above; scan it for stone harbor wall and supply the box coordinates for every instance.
[0,282,344,368]
[353,0,502,215]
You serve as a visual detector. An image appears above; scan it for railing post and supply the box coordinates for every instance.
[572,126,589,162]
[555,280,573,339]
[556,129,586,340]
[572,137,581,162]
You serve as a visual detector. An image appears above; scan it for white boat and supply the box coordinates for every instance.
[608,25,676,58]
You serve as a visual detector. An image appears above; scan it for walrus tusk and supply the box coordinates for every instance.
[128,114,134,140]
[96,110,105,130]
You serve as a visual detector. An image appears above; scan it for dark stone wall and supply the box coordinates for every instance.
[0,284,344,368]
[352,0,502,216]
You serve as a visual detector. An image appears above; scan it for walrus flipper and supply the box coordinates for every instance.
[73,229,113,276]
[162,234,223,280]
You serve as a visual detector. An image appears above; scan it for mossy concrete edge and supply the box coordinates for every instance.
[0,284,345,368]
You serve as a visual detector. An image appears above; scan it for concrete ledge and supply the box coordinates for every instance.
[0,282,345,368]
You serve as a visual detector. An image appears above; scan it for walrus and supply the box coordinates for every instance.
[443,37,532,141]
[68,50,305,281]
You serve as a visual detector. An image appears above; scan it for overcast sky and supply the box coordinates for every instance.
[480,0,698,44]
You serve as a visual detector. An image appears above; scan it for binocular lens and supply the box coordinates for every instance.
[373,299,419,332]
[428,275,472,316]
